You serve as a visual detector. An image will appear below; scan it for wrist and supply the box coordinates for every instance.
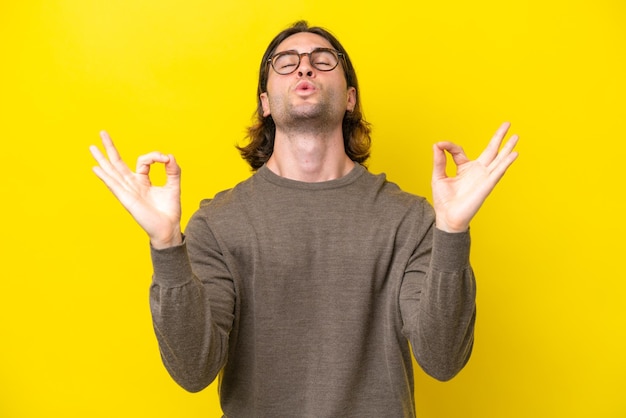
[150,227,183,249]
[435,219,469,234]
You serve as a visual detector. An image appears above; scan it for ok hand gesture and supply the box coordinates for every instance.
[431,122,519,233]
[89,131,183,249]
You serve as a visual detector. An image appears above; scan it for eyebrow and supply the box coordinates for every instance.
[274,47,332,55]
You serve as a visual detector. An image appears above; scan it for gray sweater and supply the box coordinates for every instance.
[150,164,476,417]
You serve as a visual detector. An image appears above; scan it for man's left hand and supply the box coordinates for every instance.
[431,122,519,233]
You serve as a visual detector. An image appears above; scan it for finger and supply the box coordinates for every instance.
[97,131,137,184]
[91,145,145,208]
[432,142,470,182]
[89,143,106,164]
[91,162,132,203]
[436,141,470,167]
[488,137,520,181]
[90,133,132,187]
[90,143,123,181]
[487,133,519,171]
[488,152,519,187]
[477,122,511,166]
[91,163,116,188]
[90,140,129,192]
[136,152,171,176]
[100,131,126,167]
[432,143,449,181]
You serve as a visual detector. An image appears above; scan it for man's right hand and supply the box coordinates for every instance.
[89,131,183,249]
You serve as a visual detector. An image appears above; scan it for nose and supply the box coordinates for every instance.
[297,54,315,77]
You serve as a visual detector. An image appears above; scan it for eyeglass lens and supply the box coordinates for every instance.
[272,50,339,74]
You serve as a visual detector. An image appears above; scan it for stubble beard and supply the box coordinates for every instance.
[270,93,344,136]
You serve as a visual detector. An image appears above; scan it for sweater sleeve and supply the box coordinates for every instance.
[149,212,236,393]
[399,205,476,381]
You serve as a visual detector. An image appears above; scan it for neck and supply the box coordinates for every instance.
[266,128,355,182]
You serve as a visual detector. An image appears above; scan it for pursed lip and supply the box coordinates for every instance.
[294,80,317,93]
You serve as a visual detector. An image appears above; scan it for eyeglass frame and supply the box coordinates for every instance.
[266,47,347,75]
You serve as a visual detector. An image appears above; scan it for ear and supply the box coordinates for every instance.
[346,87,357,112]
[260,92,271,117]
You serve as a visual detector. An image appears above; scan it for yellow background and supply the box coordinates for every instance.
[2,1,625,417]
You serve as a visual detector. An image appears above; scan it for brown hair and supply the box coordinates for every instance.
[237,21,371,170]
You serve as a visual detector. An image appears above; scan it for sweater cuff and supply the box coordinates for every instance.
[431,228,471,272]
[150,238,194,287]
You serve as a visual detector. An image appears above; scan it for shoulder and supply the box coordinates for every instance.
[361,169,431,211]
[184,173,258,229]
[344,168,435,236]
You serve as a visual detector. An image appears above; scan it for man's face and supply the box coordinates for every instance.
[260,32,356,128]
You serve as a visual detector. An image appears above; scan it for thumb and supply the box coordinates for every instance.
[164,154,181,186]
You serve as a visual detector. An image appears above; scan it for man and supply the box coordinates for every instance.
[90,21,518,418]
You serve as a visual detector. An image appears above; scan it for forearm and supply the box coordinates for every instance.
[149,241,231,392]
[402,229,476,381]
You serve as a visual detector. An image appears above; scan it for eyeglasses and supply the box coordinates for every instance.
[268,48,345,75]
